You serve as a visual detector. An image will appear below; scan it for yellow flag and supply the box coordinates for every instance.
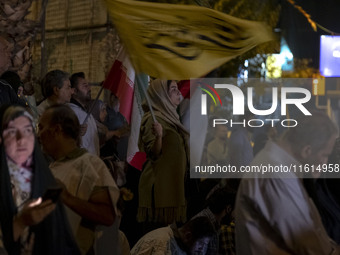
[105,0,276,79]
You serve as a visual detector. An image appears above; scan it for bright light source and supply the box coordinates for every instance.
[244,60,248,67]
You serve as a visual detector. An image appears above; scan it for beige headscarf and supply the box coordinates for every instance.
[142,79,189,136]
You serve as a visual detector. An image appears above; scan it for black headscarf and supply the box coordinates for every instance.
[0,105,80,255]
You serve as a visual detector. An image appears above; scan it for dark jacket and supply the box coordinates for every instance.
[0,80,24,106]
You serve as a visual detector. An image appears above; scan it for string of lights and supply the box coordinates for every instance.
[286,0,340,35]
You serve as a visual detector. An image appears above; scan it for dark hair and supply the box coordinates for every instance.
[45,104,80,142]
[206,188,236,214]
[0,71,22,94]
[41,70,69,98]
[70,72,85,89]
[284,111,338,153]
[183,216,215,240]
[0,105,33,135]
[166,80,172,90]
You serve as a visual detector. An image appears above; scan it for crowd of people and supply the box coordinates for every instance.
[0,68,340,255]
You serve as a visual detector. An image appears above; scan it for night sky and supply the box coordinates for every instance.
[281,0,340,68]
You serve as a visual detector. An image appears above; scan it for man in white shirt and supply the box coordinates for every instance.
[236,112,340,255]
[37,69,73,116]
[68,72,99,156]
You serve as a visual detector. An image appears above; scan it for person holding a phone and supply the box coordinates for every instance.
[0,105,80,255]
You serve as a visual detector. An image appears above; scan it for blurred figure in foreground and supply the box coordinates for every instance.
[131,216,215,255]
[236,112,340,255]
[312,137,340,244]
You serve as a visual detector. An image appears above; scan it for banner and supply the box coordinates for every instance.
[105,0,275,79]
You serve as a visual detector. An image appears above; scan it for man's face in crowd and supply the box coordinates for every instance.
[57,79,73,103]
[75,77,91,102]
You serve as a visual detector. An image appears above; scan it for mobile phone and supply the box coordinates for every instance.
[42,188,62,203]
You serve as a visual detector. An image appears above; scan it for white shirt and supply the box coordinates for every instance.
[50,151,119,255]
[37,98,53,116]
[236,141,339,255]
[67,102,100,156]
[131,226,187,255]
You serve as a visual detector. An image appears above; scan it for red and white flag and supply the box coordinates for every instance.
[178,80,208,167]
[103,47,135,124]
[103,46,147,170]
[127,74,148,170]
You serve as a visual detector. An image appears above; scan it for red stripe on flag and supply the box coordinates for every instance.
[102,59,134,124]
[178,79,203,99]
[178,80,190,99]
[102,60,123,94]
[128,152,146,171]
